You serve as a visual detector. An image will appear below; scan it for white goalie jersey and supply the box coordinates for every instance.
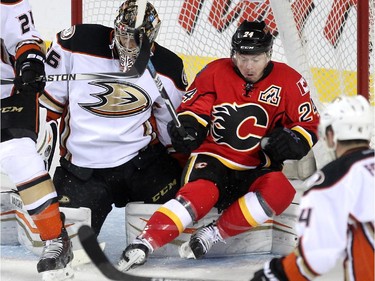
[40,24,187,169]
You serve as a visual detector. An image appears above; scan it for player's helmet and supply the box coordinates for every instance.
[231,20,273,56]
[114,0,161,72]
[319,95,373,142]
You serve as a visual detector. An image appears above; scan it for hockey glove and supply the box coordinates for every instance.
[261,127,310,163]
[250,258,288,281]
[167,115,209,154]
[14,49,46,93]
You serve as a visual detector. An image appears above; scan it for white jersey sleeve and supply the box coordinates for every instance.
[1,0,42,56]
[1,0,44,98]
[295,149,374,276]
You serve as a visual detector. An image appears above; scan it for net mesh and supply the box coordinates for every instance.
[80,0,374,106]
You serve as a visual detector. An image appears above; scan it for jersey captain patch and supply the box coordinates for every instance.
[258,85,281,106]
[79,80,152,117]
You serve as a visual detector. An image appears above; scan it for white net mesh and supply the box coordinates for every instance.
[80,0,374,107]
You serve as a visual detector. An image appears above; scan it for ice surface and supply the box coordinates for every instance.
[1,206,343,281]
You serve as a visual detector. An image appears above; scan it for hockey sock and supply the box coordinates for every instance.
[217,191,270,237]
[139,179,219,249]
[31,202,63,240]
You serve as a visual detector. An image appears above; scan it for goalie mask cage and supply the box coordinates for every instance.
[71,0,374,107]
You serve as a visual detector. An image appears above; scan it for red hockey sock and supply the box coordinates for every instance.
[32,202,63,240]
[139,211,180,249]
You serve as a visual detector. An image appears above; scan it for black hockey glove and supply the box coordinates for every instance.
[167,115,209,154]
[14,49,46,93]
[261,127,310,163]
[250,258,288,281]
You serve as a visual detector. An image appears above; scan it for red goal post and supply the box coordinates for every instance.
[71,0,374,106]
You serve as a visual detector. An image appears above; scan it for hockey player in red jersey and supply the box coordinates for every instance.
[251,95,374,281]
[119,20,319,271]
[0,0,73,279]
[40,0,188,236]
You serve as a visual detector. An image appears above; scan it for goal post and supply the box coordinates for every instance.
[70,0,374,105]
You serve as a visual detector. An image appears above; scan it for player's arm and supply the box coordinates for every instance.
[13,38,46,93]
[39,36,72,121]
[262,76,319,163]
[3,0,46,94]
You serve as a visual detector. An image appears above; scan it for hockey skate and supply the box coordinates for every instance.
[117,238,153,272]
[37,214,74,281]
[179,222,225,259]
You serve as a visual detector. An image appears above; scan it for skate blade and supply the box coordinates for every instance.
[117,251,145,272]
[178,241,196,259]
[41,263,74,281]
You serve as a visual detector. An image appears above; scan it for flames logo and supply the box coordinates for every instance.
[211,103,268,152]
[79,80,151,117]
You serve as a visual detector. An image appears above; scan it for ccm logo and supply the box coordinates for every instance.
[152,179,178,202]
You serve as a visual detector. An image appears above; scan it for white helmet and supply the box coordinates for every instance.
[318,95,373,142]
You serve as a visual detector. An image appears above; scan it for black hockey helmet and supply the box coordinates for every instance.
[231,20,273,56]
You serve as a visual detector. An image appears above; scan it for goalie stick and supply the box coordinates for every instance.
[0,34,150,85]
[1,72,140,85]
[78,225,209,281]
[146,59,194,140]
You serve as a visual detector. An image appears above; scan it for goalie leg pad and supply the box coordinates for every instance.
[53,166,112,235]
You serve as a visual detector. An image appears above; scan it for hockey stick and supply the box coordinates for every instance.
[78,225,208,281]
[0,35,150,85]
[146,59,194,141]
[1,72,139,85]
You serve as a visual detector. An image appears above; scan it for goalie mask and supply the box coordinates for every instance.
[231,20,273,57]
[114,0,161,72]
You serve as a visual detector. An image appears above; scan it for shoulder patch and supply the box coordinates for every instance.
[56,24,114,58]
[60,26,76,40]
[296,77,309,96]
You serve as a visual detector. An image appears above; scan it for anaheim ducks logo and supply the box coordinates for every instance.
[79,80,151,117]
[212,103,268,151]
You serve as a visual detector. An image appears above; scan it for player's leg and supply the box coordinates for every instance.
[53,158,114,236]
[127,142,183,204]
[118,154,225,271]
[218,171,295,234]
[0,93,73,279]
[183,170,295,259]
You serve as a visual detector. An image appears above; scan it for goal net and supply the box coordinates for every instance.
[72,0,374,108]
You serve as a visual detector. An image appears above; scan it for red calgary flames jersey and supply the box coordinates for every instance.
[179,58,319,169]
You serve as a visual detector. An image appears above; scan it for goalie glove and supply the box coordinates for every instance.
[14,48,46,93]
[250,258,288,281]
[261,127,310,163]
[167,115,209,154]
